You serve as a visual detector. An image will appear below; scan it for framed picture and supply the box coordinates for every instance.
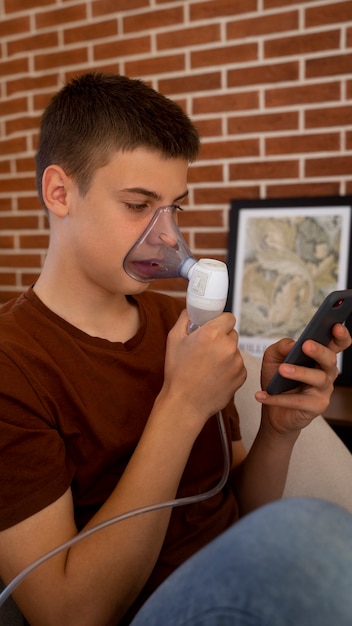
[226,196,352,385]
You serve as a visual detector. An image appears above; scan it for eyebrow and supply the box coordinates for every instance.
[120,187,189,203]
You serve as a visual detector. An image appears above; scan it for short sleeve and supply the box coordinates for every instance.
[0,351,74,530]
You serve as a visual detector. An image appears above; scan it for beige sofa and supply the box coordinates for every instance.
[1,350,352,625]
[239,351,352,512]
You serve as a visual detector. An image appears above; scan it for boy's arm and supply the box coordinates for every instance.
[0,310,246,626]
[231,323,351,516]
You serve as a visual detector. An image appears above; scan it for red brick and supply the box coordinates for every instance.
[193,91,259,115]
[8,31,59,56]
[194,231,228,250]
[346,131,352,150]
[158,23,220,50]
[92,0,147,17]
[19,234,49,249]
[228,61,298,87]
[158,72,221,96]
[265,30,340,58]
[126,54,185,78]
[35,5,87,29]
[194,186,260,204]
[267,182,341,198]
[266,132,340,155]
[0,215,39,230]
[16,157,36,173]
[306,1,352,27]
[305,105,352,129]
[229,160,299,181]
[0,177,36,193]
[192,43,258,70]
[0,15,30,38]
[124,7,183,34]
[306,54,352,79]
[0,199,12,211]
[17,197,43,212]
[178,210,224,228]
[0,57,29,77]
[190,0,257,20]
[0,162,11,174]
[34,48,88,72]
[0,272,16,285]
[6,74,58,98]
[0,136,27,154]
[305,156,352,177]
[64,20,118,45]
[266,81,341,108]
[199,139,259,160]
[188,164,224,183]
[194,118,223,138]
[94,36,151,61]
[20,271,41,286]
[227,11,298,39]
[4,0,53,11]
[228,111,299,135]
[0,97,27,116]
[6,115,41,135]
[0,236,15,249]
[0,253,42,268]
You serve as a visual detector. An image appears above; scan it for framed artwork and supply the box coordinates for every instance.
[226,196,352,385]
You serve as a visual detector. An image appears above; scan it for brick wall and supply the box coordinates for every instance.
[0,0,352,302]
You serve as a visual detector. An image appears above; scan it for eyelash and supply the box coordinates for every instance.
[125,203,184,212]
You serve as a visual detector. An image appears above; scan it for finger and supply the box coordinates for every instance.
[205,312,236,333]
[263,338,295,364]
[330,323,352,351]
[279,361,335,390]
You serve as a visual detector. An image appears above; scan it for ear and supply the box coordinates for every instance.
[42,165,72,218]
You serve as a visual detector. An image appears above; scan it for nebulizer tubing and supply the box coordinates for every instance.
[0,206,231,608]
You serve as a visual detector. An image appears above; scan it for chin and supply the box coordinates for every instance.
[123,278,152,296]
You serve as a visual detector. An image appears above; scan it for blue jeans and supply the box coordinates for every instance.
[131,498,352,625]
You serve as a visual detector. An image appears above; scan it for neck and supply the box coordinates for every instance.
[34,261,141,344]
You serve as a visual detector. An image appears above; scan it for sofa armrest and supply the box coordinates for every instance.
[236,351,352,513]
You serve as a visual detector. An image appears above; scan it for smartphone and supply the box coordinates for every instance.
[266,289,352,395]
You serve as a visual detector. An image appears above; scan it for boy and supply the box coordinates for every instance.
[0,73,351,626]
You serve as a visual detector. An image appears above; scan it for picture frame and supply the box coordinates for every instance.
[226,196,352,385]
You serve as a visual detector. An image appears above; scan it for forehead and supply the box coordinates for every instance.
[95,148,189,193]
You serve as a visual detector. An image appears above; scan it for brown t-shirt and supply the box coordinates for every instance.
[0,287,240,621]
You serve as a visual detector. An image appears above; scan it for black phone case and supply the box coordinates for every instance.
[266,289,352,395]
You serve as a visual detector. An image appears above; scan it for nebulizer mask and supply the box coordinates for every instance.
[123,205,228,331]
[0,206,231,609]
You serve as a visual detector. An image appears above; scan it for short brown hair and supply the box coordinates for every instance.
[35,72,200,206]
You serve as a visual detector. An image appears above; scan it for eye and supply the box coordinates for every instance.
[170,204,184,213]
[125,202,150,212]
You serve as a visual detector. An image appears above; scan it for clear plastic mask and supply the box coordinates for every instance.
[123,205,196,282]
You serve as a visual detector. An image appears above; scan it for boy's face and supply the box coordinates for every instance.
[58,148,190,296]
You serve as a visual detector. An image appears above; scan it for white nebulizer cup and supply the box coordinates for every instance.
[123,205,229,330]
[186,259,228,333]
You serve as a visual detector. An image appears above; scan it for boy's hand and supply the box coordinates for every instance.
[162,310,246,428]
[255,323,352,436]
